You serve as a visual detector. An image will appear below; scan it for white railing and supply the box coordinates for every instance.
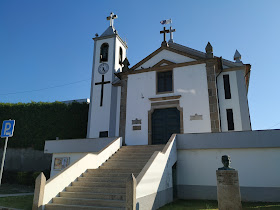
[33,137,122,210]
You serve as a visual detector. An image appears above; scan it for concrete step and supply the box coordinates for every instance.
[60,192,126,201]
[65,186,126,194]
[111,153,153,158]
[120,145,164,150]
[77,176,127,183]
[85,169,142,175]
[108,156,151,161]
[53,197,125,208]
[102,161,147,168]
[45,203,125,210]
[114,150,156,155]
[100,164,144,169]
[72,181,125,188]
[82,172,140,178]
[105,159,148,164]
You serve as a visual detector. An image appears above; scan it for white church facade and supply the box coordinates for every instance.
[33,13,280,210]
[87,15,251,145]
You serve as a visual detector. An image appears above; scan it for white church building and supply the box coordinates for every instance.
[33,13,280,210]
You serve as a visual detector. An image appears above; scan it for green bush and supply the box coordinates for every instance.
[16,172,28,185]
[3,170,50,185]
[0,101,88,150]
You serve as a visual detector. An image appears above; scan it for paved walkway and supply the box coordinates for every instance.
[0,207,22,210]
[0,193,33,198]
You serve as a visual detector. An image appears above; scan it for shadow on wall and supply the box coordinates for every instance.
[136,160,177,210]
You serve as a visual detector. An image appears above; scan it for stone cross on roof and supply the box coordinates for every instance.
[160,27,170,43]
[106,12,118,27]
[169,26,176,43]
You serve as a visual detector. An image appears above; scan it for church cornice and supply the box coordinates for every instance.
[93,34,128,49]
[116,58,213,79]
[130,45,202,71]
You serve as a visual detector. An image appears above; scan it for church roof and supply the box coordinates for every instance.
[168,42,243,68]
[130,42,246,71]
[100,26,117,37]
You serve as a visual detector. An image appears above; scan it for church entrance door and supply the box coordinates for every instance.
[151,108,180,145]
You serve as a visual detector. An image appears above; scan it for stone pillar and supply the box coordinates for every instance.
[32,172,46,210]
[205,42,221,132]
[119,75,128,145]
[216,170,242,210]
[126,173,136,210]
[206,58,221,132]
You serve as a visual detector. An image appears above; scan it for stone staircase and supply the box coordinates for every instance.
[45,145,164,210]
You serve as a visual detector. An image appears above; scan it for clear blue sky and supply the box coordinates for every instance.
[1,0,280,130]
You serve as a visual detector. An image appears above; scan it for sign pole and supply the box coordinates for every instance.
[0,137,9,186]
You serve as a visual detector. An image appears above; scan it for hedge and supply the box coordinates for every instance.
[0,102,89,150]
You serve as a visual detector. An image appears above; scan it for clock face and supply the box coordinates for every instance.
[98,63,109,74]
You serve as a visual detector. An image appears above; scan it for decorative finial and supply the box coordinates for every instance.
[122,57,130,72]
[95,33,99,37]
[168,26,176,43]
[106,12,118,27]
[234,50,242,63]
[205,42,213,58]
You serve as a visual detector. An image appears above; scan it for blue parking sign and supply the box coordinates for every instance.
[1,120,15,138]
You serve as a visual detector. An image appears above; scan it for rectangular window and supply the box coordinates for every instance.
[223,75,231,99]
[99,131,108,138]
[157,70,173,93]
[226,109,234,131]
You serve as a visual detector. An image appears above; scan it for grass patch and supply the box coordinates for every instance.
[159,200,218,210]
[159,200,280,210]
[0,195,33,210]
[0,184,33,194]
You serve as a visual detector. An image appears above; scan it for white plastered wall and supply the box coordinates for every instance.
[217,71,242,131]
[88,37,115,138]
[88,36,126,138]
[177,148,280,187]
[125,62,211,145]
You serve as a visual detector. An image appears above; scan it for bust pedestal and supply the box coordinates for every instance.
[216,170,242,210]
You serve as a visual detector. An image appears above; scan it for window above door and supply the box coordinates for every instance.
[156,70,173,94]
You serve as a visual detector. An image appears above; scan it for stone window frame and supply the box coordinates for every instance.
[156,69,174,95]
[148,100,184,145]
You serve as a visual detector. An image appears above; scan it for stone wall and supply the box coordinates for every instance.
[0,148,52,171]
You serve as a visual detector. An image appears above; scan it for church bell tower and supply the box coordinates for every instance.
[87,13,128,138]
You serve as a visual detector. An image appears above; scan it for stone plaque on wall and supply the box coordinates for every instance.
[216,170,242,210]
[132,118,141,125]
[133,126,141,130]
[190,114,203,121]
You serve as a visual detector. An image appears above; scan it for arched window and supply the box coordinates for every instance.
[100,43,109,62]
[119,47,123,65]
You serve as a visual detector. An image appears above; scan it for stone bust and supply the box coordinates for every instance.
[218,155,235,170]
